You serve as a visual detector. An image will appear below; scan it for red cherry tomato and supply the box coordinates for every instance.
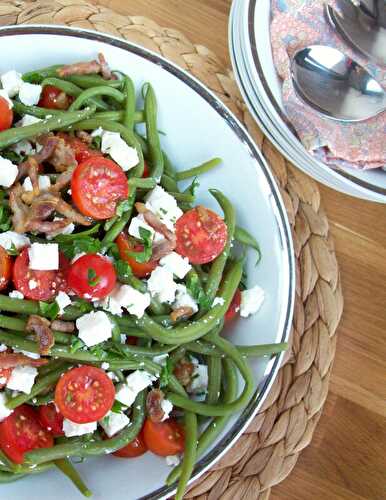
[113,429,147,458]
[13,249,70,301]
[0,96,13,131]
[175,206,227,264]
[68,253,116,300]
[37,403,64,437]
[142,161,150,178]
[38,85,72,110]
[116,232,157,278]
[71,157,129,220]
[55,366,115,424]
[0,405,54,464]
[0,246,12,291]
[57,132,103,164]
[0,367,12,389]
[143,418,184,457]
[225,288,242,323]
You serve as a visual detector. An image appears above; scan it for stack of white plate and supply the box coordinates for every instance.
[229,0,386,203]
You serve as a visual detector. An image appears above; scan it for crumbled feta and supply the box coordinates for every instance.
[172,284,198,313]
[147,266,177,304]
[22,175,51,192]
[28,279,38,290]
[0,156,18,188]
[96,293,123,317]
[19,114,42,127]
[128,214,164,243]
[63,419,97,437]
[153,353,168,366]
[9,290,24,299]
[161,399,173,421]
[240,285,265,318]
[101,362,110,370]
[1,70,23,97]
[6,366,38,394]
[166,455,180,467]
[188,364,208,394]
[13,348,40,359]
[115,370,156,407]
[159,252,191,279]
[0,344,7,352]
[18,82,42,106]
[11,139,34,156]
[91,127,103,137]
[101,131,139,171]
[145,186,183,231]
[0,231,30,251]
[99,411,130,438]
[114,285,151,318]
[212,297,225,307]
[28,243,59,270]
[107,371,119,382]
[0,89,13,108]
[71,252,86,263]
[76,311,112,347]
[0,393,13,422]
[56,291,71,315]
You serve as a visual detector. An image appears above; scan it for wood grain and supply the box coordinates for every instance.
[85,1,386,498]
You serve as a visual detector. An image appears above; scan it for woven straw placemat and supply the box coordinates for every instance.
[0,1,344,498]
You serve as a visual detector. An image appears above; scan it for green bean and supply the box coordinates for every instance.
[167,192,195,203]
[69,86,125,112]
[106,341,176,357]
[205,356,222,405]
[175,412,197,500]
[109,315,121,344]
[160,173,179,193]
[163,152,177,179]
[38,359,69,377]
[128,177,157,189]
[93,110,144,123]
[187,339,288,358]
[0,316,73,345]
[0,450,15,471]
[234,226,261,263]
[25,391,146,464]
[166,331,254,416]
[28,392,54,406]
[134,132,149,157]
[0,106,96,150]
[22,65,62,83]
[205,189,236,303]
[41,77,83,97]
[12,101,64,118]
[65,74,123,89]
[101,187,136,246]
[122,76,136,130]
[6,365,70,410]
[0,471,26,483]
[55,458,92,497]
[144,84,164,179]
[175,158,222,181]
[0,296,39,315]
[136,259,243,345]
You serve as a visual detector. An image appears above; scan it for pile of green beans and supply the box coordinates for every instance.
[0,60,288,500]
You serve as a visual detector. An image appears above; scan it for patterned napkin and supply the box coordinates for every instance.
[270,0,386,169]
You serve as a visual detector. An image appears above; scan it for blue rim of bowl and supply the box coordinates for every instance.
[0,24,295,499]
[244,0,386,198]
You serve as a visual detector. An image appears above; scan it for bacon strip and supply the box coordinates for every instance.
[173,358,194,387]
[36,135,76,173]
[26,315,54,355]
[50,167,74,192]
[51,320,75,333]
[146,389,166,423]
[9,184,28,233]
[57,53,114,80]
[170,306,194,322]
[0,352,47,369]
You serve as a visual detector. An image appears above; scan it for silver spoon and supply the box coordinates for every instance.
[325,2,386,65]
[291,45,386,122]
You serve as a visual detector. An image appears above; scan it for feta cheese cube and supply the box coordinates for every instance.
[147,266,177,304]
[11,139,34,156]
[28,243,59,270]
[19,114,42,127]
[166,455,180,467]
[63,419,97,437]
[0,393,13,422]
[99,411,130,438]
[240,285,265,318]
[1,70,23,97]
[18,82,42,106]
[56,291,71,315]
[115,370,156,407]
[101,131,139,171]
[188,364,208,394]
[0,231,30,251]
[0,89,13,108]
[172,284,198,314]
[161,399,173,421]
[9,290,24,299]
[96,293,123,317]
[114,285,151,318]
[0,156,18,188]
[76,311,113,347]
[145,186,183,231]
[6,366,38,394]
[22,175,51,192]
[159,252,191,279]
[212,297,225,307]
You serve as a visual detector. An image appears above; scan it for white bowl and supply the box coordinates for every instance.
[0,25,294,500]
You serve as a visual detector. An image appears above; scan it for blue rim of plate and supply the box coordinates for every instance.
[244,0,386,198]
[0,24,295,499]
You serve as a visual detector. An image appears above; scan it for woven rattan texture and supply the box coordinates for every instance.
[0,1,344,498]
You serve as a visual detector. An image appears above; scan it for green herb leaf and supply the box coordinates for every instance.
[39,301,60,320]
[6,243,19,256]
[111,401,127,414]
[126,227,152,264]
[70,299,93,314]
[70,338,85,353]
[115,199,132,218]
[159,358,174,389]
[1,149,25,164]
[186,272,211,310]
[87,267,101,287]
[91,136,101,151]
[89,344,107,360]
[0,191,11,233]
[114,259,133,283]
[58,236,102,260]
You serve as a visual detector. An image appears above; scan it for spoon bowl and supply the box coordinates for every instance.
[291,45,386,122]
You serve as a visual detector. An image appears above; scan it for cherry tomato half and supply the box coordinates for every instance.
[37,403,64,437]
[225,288,242,323]
[71,157,129,220]
[0,246,12,291]
[0,96,13,131]
[38,85,72,110]
[68,253,116,300]
[175,206,227,265]
[57,132,103,164]
[55,366,115,424]
[0,405,54,464]
[143,418,184,457]
[116,232,157,278]
[113,429,147,458]
[13,249,69,301]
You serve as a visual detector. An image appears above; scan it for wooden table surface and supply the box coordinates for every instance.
[95,2,386,499]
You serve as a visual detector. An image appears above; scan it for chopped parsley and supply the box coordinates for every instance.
[39,301,59,320]
[126,227,152,263]
[87,268,101,287]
